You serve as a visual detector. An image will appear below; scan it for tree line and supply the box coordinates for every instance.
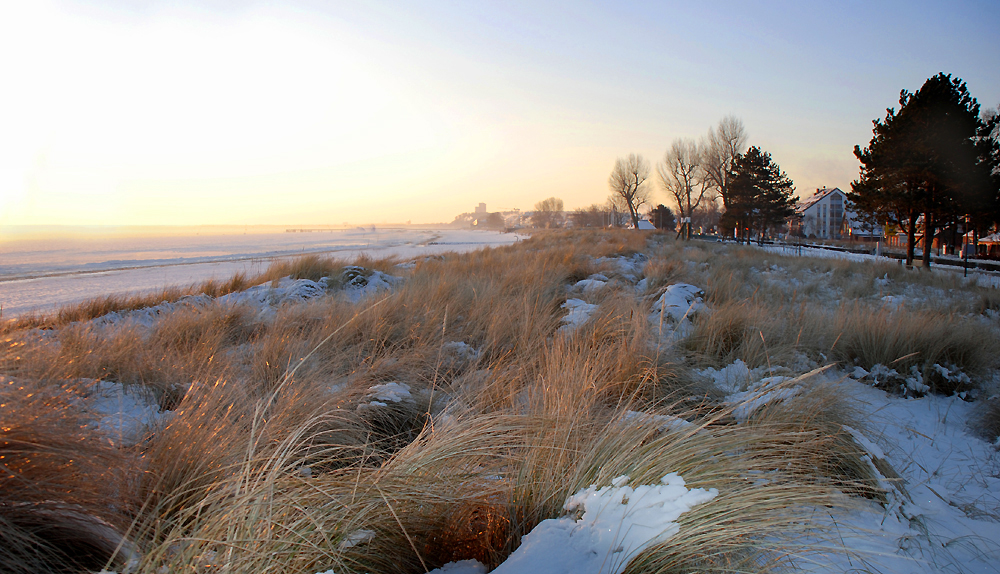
[849,73,1000,267]
[525,72,999,258]
[531,116,799,242]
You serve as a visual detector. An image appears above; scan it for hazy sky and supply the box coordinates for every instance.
[1,0,998,226]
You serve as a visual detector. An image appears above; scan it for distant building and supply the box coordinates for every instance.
[475,203,487,215]
[791,187,881,240]
[636,220,655,230]
[978,232,1000,257]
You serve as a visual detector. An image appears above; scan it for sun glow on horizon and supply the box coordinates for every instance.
[2,1,998,228]
[1,2,491,226]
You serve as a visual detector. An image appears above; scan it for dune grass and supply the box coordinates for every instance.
[1,229,998,573]
[0,377,136,574]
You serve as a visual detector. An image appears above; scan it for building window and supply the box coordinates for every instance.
[830,194,843,239]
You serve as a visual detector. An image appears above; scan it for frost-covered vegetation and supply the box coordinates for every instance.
[2,230,999,574]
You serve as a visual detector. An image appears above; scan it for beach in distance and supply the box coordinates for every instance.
[0,226,519,318]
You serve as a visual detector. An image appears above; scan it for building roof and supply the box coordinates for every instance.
[795,187,846,215]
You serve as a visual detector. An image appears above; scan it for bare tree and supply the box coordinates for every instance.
[531,197,564,228]
[658,138,711,239]
[607,153,651,228]
[570,204,611,228]
[605,197,632,227]
[691,197,722,234]
[703,115,748,211]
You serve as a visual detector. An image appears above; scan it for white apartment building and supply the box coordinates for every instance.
[796,187,846,239]
[793,187,880,240]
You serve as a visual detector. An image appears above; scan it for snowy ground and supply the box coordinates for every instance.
[13,234,997,573]
[0,228,519,317]
[697,361,1000,574]
[415,370,1000,574]
[72,244,998,574]
[95,356,1000,574]
[755,242,1000,289]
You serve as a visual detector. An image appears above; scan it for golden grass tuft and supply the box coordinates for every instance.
[0,377,135,573]
[831,304,999,392]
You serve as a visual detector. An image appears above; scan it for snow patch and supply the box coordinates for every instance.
[593,254,647,283]
[560,298,599,333]
[573,275,609,295]
[367,382,412,403]
[339,267,402,303]
[623,411,696,433]
[336,529,375,550]
[88,268,402,328]
[442,341,481,362]
[650,283,704,323]
[798,380,1000,573]
[880,295,904,308]
[489,474,718,574]
[697,360,759,394]
[725,376,801,422]
[83,381,170,447]
[426,561,489,574]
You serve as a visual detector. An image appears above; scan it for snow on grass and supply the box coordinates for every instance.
[650,283,703,323]
[623,411,696,433]
[648,283,704,341]
[338,267,402,303]
[701,361,1000,573]
[725,376,801,422]
[424,560,488,574]
[880,294,905,308]
[86,276,328,328]
[83,380,170,448]
[573,274,609,295]
[430,474,718,574]
[593,253,648,283]
[696,359,761,394]
[441,341,480,361]
[366,382,412,403]
[853,362,974,397]
[335,529,376,550]
[356,382,414,410]
[697,362,809,422]
[82,270,401,328]
[560,298,600,333]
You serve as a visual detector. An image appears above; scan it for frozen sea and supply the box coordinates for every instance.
[0,226,520,318]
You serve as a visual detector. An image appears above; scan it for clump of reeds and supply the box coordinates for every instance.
[0,376,134,574]
[123,399,868,574]
[684,291,997,395]
[830,303,998,393]
[257,254,343,283]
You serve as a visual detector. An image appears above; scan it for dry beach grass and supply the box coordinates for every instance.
[1,230,998,573]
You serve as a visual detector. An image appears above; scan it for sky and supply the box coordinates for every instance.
[1,0,998,227]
